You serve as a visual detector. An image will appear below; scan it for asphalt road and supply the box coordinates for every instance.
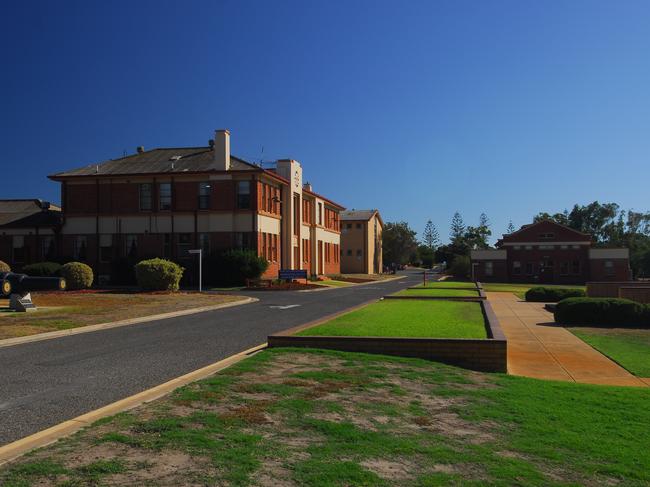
[0,270,426,446]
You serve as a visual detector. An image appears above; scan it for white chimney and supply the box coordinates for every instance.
[213,129,230,171]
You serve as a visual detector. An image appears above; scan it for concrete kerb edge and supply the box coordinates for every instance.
[298,275,407,293]
[0,342,267,466]
[0,296,259,349]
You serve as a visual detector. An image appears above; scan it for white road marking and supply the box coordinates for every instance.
[269,304,301,310]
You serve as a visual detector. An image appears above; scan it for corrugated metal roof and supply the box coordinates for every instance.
[0,200,61,228]
[340,210,377,221]
[50,148,257,178]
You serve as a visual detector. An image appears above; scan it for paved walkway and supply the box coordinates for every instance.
[487,292,648,387]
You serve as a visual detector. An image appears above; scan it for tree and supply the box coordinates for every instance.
[450,212,466,243]
[417,244,435,268]
[382,221,419,266]
[422,220,440,250]
[506,220,515,234]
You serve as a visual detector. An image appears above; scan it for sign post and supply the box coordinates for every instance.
[188,249,203,292]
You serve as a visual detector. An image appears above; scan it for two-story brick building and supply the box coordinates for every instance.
[470,220,631,284]
[47,130,343,282]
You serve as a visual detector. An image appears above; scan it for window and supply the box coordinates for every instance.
[571,245,580,250]
[235,232,250,249]
[539,245,555,250]
[124,234,137,258]
[356,223,362,229]
[356,249,362,260]
[198,182,211,209]
[560,245,568,250]
[560,261,569,275]
[571,260,581,275]
[99,235,112,263]
[302,239,310,263]
[347,249,352,256]
[513,245,521,250]
[293,194,300,236]
[318,203,323,225]
[539,233,555,240]
[12,236,25,263]
[41,236,55,260]
[524,245,533,250]
[139,183,152,211]
[512,261,521,275]
[236,181,251,209]
[485,262,493,276]
[346,224,352,229]
[199,233,210,254]
[177,233,192,258]
[525,262,534,275]
[73,236,87,261]
[159,183,172,210]
[604,260,615,276]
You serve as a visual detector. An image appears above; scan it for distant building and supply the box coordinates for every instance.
[0,199,62,270]
[470,220,631,284]
[340,209,383,274]
[47,129,344,281]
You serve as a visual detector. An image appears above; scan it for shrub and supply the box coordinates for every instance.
[0,261,10,273]
[449,255,470,279]
[204,249,269,286]
[135,258,184,291]
[525,286,586,302]
[22,261,62,277]
[61,262,94,290]
[554,297,649,327]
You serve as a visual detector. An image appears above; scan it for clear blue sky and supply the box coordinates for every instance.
[2,0,649,243]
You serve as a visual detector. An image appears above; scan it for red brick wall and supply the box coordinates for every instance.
[588,259,631,281]
[173,182,198,211]
[503,220,590,243]
[66,184,98,214]
[212,181,235,210]
[506,247,590,284]
[472,261,508,282]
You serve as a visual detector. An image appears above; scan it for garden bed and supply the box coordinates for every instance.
[268,299,507,372]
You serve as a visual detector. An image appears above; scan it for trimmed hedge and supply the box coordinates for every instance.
[554,297,650,327]
[22,261,62,277]
[135,258,184,291]
[525,286,586,302]
[61,262,94,290]
[0,261,10,273]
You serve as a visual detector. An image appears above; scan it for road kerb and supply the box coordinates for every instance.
[0,297,258,349]
[0,343,267,466]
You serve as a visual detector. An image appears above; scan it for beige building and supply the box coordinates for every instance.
[340,210,383,274]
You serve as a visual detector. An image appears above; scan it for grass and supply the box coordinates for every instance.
[570,328,650,377]
[392,288,479,297]
[318,279,353,288]
[415,280,477,289]
[2,348,649,486]
[0,291,244,340]
[296,300,487,339]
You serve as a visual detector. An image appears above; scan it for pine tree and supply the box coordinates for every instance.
[450,212,466,243]
[507,220,515,234]
[423,220,440,250]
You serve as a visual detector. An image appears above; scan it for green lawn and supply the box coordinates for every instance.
[481,282,587,299]
[318,279,353,288]
[415,280,477,289]
[571,328,650,377]
[392,288,479,297]
[3,348,649,486]
[296,300,487,338]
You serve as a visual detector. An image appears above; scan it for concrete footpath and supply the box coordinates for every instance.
[487,292,648,387]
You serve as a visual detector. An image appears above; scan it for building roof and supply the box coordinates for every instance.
[0,199,62,228]
[496,219,593,247]
[340,209,382,223]
[49,147,258,179]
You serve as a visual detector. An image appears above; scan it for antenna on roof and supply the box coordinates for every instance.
[259,145,264,167]
[95,165,99,173]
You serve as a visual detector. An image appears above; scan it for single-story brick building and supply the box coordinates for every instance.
[470,220,631,284]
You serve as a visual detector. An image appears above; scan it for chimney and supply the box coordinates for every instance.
[213,129,230,171]
[303,182,313,192]
[137,146,144,153]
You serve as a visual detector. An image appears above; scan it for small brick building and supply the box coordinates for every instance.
[340,209,383,274]
[470,220,631,284]
[1,130,343,282]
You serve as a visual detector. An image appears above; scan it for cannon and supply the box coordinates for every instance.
[0,272,66,312]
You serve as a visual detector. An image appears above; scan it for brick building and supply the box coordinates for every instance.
[340,210,383,274]
[470,220,631,284]
[0,199,62,270]
[46,130,343,282]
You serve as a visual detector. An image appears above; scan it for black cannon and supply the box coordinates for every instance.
[0,272,66,312]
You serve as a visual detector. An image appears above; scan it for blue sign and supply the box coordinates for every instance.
[279,269,308,280]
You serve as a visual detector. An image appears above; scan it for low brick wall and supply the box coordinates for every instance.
[587,281,649,298]
[619,287,650,304]
[268,300,507,373]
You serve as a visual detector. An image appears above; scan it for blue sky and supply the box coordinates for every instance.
[2,0,649,243]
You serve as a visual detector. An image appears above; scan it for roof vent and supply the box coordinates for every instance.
[137,146,145,153]
[208,139,215,148]
[170,155,182,161]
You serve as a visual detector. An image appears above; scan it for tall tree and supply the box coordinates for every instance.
[450,212,466,243]
[382,221,419,266]
[506,220,515,234]
[422,220,440,250]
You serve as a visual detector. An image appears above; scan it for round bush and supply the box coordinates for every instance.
[0,261,10,273]
[554,297,649,327]
[61,262,94,290]
[22,261,62,277]
[135,258,184,291]
[525,286,586,302]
